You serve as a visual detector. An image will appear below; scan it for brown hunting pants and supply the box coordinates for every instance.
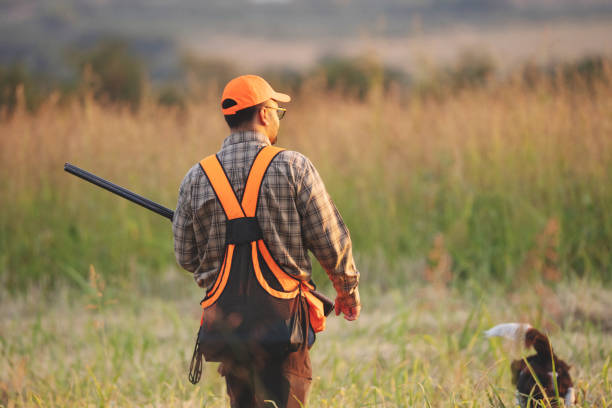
[219,347,312,408]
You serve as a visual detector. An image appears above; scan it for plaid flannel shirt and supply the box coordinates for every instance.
[172,131,360,307]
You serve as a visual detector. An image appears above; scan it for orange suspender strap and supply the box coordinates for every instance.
[257,240,299,292]
[254,240,326,332]
[205,247,229,299]
[251,241,298,299]
[241,146,285,217]
[200,155,245,220]
[200,244,235,310]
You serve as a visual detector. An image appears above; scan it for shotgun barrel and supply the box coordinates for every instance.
[64,163,175,221]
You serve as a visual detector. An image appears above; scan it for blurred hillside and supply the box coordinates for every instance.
[2,0,612,80]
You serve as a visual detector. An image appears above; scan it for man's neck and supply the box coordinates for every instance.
[222,131,272,149]
[230,126,270,142]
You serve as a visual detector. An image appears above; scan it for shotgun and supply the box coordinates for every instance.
[63,163,335,314]
[64,163,174,220]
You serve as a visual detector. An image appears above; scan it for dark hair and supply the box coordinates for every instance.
[223,99,265,129]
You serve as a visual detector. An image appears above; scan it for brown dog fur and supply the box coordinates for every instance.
[510,328,573,406]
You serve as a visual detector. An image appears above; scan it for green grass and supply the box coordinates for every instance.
[1,270,611,407]
[1,73,612,289]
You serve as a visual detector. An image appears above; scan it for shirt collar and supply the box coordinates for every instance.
[222,130,271,149]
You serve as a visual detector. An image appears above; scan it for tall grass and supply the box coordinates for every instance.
[1,68,611,290]
[1,66,612,408]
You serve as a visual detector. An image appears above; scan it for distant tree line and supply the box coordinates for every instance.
[0,38,610,116]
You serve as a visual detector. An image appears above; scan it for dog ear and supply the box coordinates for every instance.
[525,328,553,357]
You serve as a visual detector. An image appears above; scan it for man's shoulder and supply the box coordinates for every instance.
[274,149,314,172]
[180,162,205,187]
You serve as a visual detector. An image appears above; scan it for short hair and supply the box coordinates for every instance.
[223,99,265,129]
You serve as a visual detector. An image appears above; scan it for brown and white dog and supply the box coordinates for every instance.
[485,323,575,407]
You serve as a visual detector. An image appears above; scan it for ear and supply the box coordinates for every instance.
[258,106,270,126]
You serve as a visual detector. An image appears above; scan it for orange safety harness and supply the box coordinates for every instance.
[189,146,328,384]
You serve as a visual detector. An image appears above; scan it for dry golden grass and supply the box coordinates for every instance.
[1,270,611,407]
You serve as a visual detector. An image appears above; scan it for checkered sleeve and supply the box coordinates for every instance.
[296,156,360,308]
[172,170,200,273]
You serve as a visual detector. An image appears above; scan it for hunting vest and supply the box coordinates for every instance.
[189,146,328,384]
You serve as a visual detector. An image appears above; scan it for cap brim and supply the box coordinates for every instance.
[271,91,291,103]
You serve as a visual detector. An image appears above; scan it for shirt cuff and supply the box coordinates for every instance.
[333,280,360,308]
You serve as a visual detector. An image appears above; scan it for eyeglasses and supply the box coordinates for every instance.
[263,106,287,120]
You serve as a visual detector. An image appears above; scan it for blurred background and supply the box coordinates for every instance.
[1,0,612,111]
[1,1,611,406]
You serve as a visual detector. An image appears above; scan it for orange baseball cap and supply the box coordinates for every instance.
[221,75,291,115]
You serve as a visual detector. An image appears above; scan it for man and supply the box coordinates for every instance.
[173,74,360,407]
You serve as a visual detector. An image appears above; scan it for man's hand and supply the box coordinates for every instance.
[335,297,361,321]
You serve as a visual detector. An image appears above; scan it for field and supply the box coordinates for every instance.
[1,68,612,406]
[2,270,611,407]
